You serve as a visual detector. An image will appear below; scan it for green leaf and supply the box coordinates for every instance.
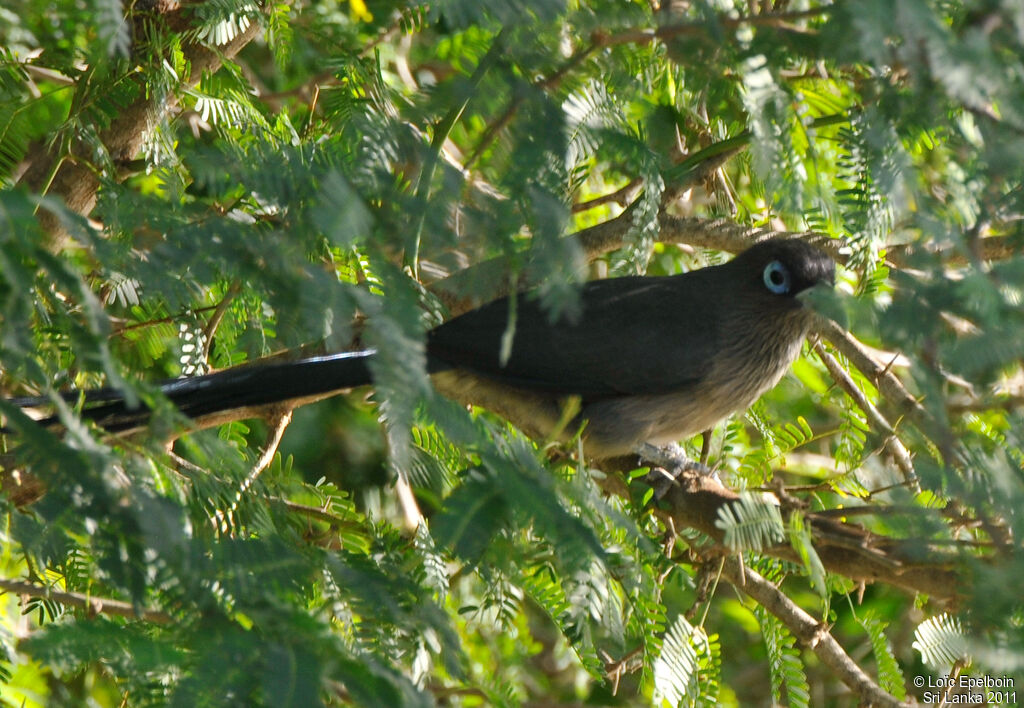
[715,492,786,551]
[859,612,907,699]
[652,614,700,706]
[756,609,811,708]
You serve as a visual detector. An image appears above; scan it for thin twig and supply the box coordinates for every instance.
[237,409,293,500]
[203,280,242,347]
[211,409,294,533]
[465,39,599,169]
[814,341,919,490]
[572,178,644,213]
[202,280,244,364]
[111,303,221,334]
[270,497,362,528]
[0,577,172,624]
[817,319,928,422]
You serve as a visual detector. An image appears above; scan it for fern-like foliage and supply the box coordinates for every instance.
[0,52,32,184]
[859,611,907,699]
[691,629,722,708]
[913,614,969,670]
[652,614,700,706]
[737,415,815,485]
[787,511,828,602]
[715,492,786,552]
[90,0,131,56]
[4,0,1024,704]
[755,607,811,708]
[191,0,260,47]
[833,111,906,263]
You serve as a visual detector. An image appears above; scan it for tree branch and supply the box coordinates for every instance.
[814,342,919,488]
[592,462,965,604]
[886,235,1019,267]
[18,4,263,248]
[0,577,172,624]
[717,557,911,708]
[236,409,293,499]
[817,319,928,423]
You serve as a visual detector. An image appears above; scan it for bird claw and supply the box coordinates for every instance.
[634,443,717,501]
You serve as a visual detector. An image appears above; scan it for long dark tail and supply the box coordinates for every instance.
[13,350,384,433]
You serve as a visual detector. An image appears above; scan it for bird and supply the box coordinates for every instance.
[11,238,835,460]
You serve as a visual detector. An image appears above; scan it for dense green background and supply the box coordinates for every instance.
[1,0,1022,705]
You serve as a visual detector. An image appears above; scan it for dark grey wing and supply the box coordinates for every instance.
[426,271,722,398]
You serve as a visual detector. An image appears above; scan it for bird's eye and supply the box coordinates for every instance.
[762,260,791,294]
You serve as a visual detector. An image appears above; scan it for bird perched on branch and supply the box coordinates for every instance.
[10,238,835,462]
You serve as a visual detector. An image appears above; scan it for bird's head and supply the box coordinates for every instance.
[728,238,836,309]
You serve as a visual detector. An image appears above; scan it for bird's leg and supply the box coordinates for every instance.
[634,442,716,500]
[699,428,712,466]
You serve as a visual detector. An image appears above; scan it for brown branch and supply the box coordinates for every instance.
[656,214,842,259]
[590,461,964,604]
[572,178,643,213]
[814,341,920,488]
[203,280,243,347]
[236,409,293,499]
[0,577,172,624]
[817,319,928,423]
[886,235,1019,267]
[436,116,846,313]
[717,557,911,708]
[18,5,263,248]
[435,141,757,314]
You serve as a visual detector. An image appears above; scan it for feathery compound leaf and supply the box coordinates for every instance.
[193,0,259,46]
[738,415,815,484]
[0,102,31,183]
[653,614,700,706]
[692,629,722,708]
[91,0,131,57]
[756,608,811,708]
[715,492,786,551]
[407,425,462,490]
[859,612,907,699]
[835,403,869,473]
[788,511,827,601]
[913,614,969,670]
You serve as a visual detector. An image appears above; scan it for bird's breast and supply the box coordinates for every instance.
[707,307,813,405]
[582,307,814,456]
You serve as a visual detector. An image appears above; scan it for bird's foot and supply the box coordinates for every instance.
[634,442,716,501]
